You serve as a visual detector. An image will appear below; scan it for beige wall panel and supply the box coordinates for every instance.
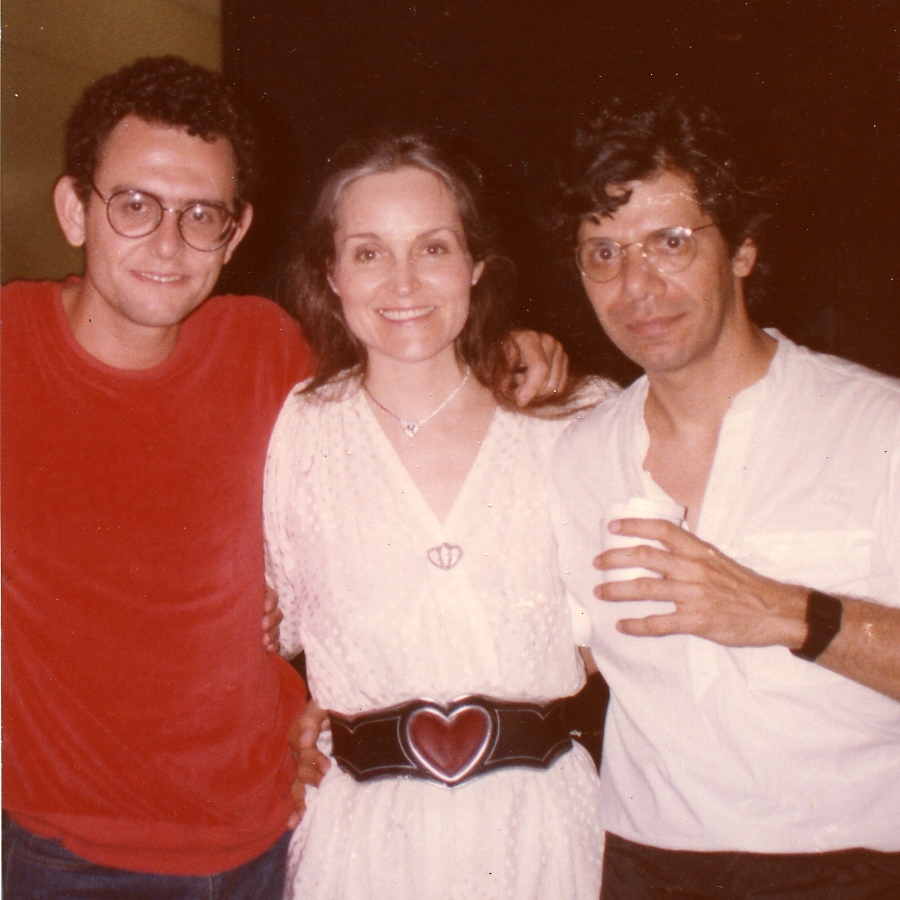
[2,48,93,280]
[4,0,222,74]
[1,0,222,282]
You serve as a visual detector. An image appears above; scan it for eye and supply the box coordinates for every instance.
[352,246,381,263]
[118,192,155,216]
[588,240,619,263]
[422,241,450,256]
[183,203,219,227]
[653,228,692,255]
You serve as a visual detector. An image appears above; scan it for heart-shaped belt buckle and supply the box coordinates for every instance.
[402,703,494,785]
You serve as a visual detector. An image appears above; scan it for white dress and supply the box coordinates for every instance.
[264,379,612,900]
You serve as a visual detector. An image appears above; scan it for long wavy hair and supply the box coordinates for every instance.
[280,130,521,400]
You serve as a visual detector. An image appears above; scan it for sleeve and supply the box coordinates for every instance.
[549,434,594,647]
[577,375,622,408]
[263,386,315,659]
[272,306,317,393]
[877,409,900,606]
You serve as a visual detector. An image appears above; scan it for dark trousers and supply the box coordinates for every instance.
[2,815,291,900]
[601,831,900,900]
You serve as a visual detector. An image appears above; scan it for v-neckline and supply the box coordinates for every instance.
[355,386,501,533]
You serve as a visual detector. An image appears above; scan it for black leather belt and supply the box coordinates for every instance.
[329,694,577,787]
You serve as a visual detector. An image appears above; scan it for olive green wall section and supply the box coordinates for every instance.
[2,0,222,282]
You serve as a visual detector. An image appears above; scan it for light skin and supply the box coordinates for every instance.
[53,115,253,370]
[286,165,573,807]
[49,117,569,825]
[581,169,900,701]
[328,166,497,522]
[52,117,287,650]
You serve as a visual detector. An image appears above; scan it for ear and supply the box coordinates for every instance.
[221,202,254,265]
[471,259,486,286]
[732,238,757,278]
[326,266,341,298]
[53,176,88,248]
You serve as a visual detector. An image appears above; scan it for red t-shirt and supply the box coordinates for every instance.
[2,280,315,875]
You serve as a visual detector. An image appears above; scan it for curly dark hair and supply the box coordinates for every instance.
[64,56,256,210]
[555,97,772,303]
[280,129,524,401]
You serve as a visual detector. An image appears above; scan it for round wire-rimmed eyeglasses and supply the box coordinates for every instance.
[90,182,238,252]
[576,223,717,283]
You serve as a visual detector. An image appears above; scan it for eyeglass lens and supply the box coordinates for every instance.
[577,227,701,283]
[105,190,235,251]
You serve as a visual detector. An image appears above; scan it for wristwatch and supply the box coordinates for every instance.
[791,590,842,662]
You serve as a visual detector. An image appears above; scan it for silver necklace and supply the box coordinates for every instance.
[364,367,470,438]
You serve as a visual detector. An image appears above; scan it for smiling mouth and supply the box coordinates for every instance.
[377,306,435,322]
[627,314,682,337]
[134,271,186,284]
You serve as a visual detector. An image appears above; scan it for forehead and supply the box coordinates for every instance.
[581,169,706,237]
[94,115,238,202]
[336,166,461,233]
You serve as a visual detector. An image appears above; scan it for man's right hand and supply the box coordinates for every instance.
[285,700,331,828]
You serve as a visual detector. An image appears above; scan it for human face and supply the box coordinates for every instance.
[57,115,251,342]
[328,167,484,370]
[577,169,756,379]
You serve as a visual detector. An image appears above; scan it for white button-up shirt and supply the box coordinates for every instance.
[552,331,900,853]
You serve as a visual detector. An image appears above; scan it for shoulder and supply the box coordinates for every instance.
[194,294,315,384]
[198,293,303,338]
[776,335,900,422]
[1,279,61,310]
[556,376,643,455]
[2,281,66,350]
[268,377,360,477]
[569,375,623,410]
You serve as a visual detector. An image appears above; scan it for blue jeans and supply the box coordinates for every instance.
[2,815,291,900]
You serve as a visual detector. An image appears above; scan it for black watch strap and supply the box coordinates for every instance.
[791,590,843,662]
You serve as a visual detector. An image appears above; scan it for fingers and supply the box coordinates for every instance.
[501,329,572,406]
[262,584,283,653]
[509,329,549,407]
[288,703,332,790]
[293,747,331,787]
[540,331,569,396]
[290,700,330,750]
[616,612,683,637]
[287,777,306,827]
[605,517,712,556]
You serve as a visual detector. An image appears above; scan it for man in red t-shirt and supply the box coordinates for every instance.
[2,57,564,899]
[2,56,315,899]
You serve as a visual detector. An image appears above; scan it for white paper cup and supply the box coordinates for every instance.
[600,497,685,583]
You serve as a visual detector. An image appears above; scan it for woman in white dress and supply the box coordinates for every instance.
[265,132,615,900]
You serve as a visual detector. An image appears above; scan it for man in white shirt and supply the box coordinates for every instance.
[552,98,900,898]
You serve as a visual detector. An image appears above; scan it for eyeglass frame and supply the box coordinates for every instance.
[89,182,240,252]
[575,222,717,284]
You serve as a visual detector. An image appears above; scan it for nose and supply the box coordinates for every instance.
[620,243,665,300]
[391,257,419,296]
[147,209,184,258]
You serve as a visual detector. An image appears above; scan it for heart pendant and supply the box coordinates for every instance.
[427,543,463,569]
[404,705,493,784]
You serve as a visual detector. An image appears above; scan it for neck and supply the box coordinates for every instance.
[645,321,777,437]
[62,280,180,370]
[363,352,470,422]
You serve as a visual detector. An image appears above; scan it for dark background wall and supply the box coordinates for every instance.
[221,0,900,383]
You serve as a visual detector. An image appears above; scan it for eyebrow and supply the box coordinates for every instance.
[106,184,231,209]
[341,226,461,242]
